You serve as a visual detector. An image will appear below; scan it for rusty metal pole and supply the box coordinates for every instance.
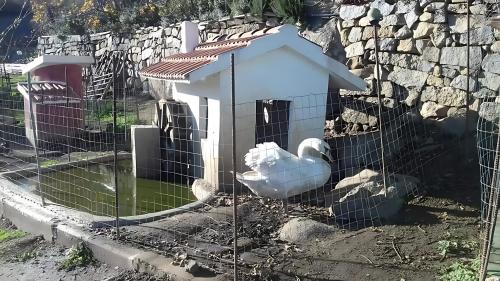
[464,0,471,159]
[230,53,238,281]
[369,8,388,195]
[65,66,71,162]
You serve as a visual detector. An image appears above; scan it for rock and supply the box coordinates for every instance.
[473,88,497,99]
[381,81,394,97]
[348,27,363,43]
[447,3,468,14]
[492,41,500,53]
[419,12,434,22]
[459,26,495,45]
[279,217,334,243]
[440,46,482,68]
[341,107,378,126]
[185,260,200,274]
[438,87,467,107]
[441,66,459,78]
[426,75,445,87]
[422,46,440,62]
[380,14,405,26]
[141,48,153,60]
[479,72,500,91]
[479,102,500,123]
[331,174,419,222]
[433,10,447,23]
[365,38,397,51]
[404,8,421,29]
[339,5,367,20]
[405,90,420,107]
[420,86,438,102]
[395,26,412,39]
[395,1,417,14]
[397,39,418,53]
[301,18,346,63]
[420,101,449,118]
[335,169,381,190]
[424,2,446,12]
[413,22,439,39]
[431,26,449,48]
[450,75,477,91]
[362,26,398,40]
[370,0,394,16]
[482,54,500,75]
[388,66,429,91]
[449,14,486,34]
[345,42,365,58]
[192,179,217,201]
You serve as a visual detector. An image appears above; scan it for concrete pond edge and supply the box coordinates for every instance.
[0,181,223,280]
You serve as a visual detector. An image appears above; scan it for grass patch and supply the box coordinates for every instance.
[439,258,480,281]
[59,242,95,271]
[41,159,61,167]
[0,228,26,243]
[437,239,479,258]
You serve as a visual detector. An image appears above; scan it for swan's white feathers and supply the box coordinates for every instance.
[244,142,297,175]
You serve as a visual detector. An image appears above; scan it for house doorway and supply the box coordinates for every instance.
[255,100,291,150]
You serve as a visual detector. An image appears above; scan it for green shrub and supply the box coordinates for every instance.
[59,242,95,271]
[439,259,480,281]
[0,229,26,243]
[250,0,270,17]
[270,0,304,24]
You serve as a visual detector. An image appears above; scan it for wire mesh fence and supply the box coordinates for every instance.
[0,57,431,279]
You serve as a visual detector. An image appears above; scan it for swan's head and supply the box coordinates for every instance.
[298,138,334,163]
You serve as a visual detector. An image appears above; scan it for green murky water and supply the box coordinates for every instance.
[14,160,195,217]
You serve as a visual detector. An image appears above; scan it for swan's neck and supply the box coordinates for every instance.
[297,144,321,160]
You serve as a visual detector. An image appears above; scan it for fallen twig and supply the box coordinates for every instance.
[391,240,404,262]
[360,254,374,265]
[417,225,426,234]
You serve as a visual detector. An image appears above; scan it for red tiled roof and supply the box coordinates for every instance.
[139,29,276,80]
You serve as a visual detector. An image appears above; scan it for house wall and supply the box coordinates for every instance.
[173,75,221,188]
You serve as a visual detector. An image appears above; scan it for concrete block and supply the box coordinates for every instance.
[131,125,161,180]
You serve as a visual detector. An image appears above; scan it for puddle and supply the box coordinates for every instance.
[12,159,195,217]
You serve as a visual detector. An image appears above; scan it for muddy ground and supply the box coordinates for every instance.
[0,218,171,281]
[97,144,481,281]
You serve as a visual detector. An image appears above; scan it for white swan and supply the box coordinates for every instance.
[236,138,333,202]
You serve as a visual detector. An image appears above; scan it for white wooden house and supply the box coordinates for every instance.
[139,22,366,191]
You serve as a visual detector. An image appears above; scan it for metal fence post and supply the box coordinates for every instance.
[27,72,46,206]
[230,53,238,281]
[112,58,120,238]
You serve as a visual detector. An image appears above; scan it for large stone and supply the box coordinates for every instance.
[279,218,334,243]
[427,75,445,87]
[380,14,405,26]
[431,26,449,48]
[348,27,363,43]
[450,75,478,91]
[404,8,421,28]
[141,48,153,60]
[424,2,446,12]
[479,102,500,123]
[422,46,440,62]
[420,101,449,118]
[365,38,397,51]
[433,10,448,23]
[397,39,418,53]
[345,42,365,58]
[419,12,434,22]
[395,26,412,39]
[438,87,467,107]
[448,14,486,34]
[339,5,368,20]
[388,66,429,90]
[473,88,497,99]
[341,107,378,126]
[413,22,439,39]
[482,54,500,75]
[479,72,500,91]
[459,26,495,45]
[370,0,395,16]
[405,90,420,107]
[440,46,482,68]
[301,18,346,63]
[362,26,398,40]
[420,86,438,102]
[395,1,417,14]
[335,169,381,190]
[492,41,500,53]
[381,81,394,97]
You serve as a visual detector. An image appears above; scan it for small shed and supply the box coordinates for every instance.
[139,23,366,191]
[18,55,94,147]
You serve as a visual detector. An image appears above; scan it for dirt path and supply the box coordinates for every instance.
[0,218,170,281]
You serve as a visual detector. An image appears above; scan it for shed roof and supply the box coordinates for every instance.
[23,55,94,74]
[140,25,366,91]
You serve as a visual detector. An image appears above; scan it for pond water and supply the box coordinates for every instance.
[13,159,195,217]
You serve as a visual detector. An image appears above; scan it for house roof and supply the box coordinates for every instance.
[140,29,276,80]
[23,55,94,74]
[139,25,367,91]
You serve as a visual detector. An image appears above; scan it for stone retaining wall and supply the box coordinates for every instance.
[337,0,499,120]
